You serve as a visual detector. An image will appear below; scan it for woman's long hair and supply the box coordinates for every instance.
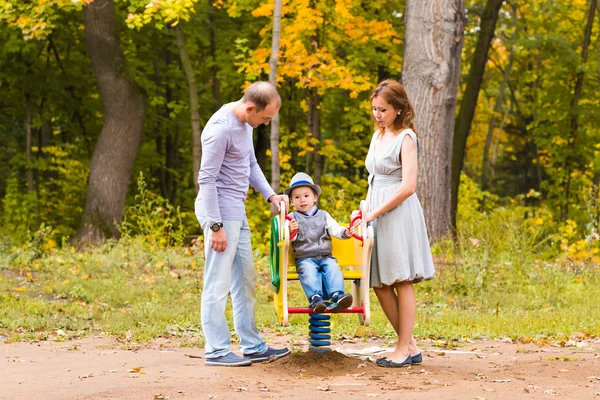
[370,79,417,135]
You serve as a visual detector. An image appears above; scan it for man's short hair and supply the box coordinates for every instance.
[242,82,281,112]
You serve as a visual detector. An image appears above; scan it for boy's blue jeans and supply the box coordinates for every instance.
[295,256,344,301]
[200,219,268,359]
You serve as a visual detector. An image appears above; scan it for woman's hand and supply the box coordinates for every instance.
[365,211,377,223]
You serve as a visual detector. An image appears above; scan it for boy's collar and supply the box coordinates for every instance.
[296,205,318,216]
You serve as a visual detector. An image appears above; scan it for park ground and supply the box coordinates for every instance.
[2,332,600,400]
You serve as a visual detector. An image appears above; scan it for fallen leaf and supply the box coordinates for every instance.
[235,387,248,392]
[492,379,511,383]
[436,352,446,356]
[558,369,569,373]
[476,354,487,359]
[346,372,365,377]
[587,376,600,380]
[77,373,93,380]
[153,395,168,400]
[525,385,542,392]
[482,388,496,392]
[183,353,202,359]
[474,397,487,400]
[263,354,277,363]
[259,388,268,392]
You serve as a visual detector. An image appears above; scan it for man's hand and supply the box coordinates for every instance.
[210,229,227,252]
[269,194,289,213]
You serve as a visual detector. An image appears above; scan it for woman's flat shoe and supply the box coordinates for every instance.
[376,356,412,368]
[410,352,423,364]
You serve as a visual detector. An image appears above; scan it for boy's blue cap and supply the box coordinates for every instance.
[284,172,322,198]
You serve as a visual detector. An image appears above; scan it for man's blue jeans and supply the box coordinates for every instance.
[295,257,344,301]
[200,219,267,359]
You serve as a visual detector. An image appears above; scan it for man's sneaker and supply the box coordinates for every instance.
[309,295,327,313]
[327,292,353,313]
[205,352,252,367]
[245,347,291,363]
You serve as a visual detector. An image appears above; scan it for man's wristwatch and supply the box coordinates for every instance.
[210,222,223,232]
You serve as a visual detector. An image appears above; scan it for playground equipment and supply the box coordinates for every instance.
[269,200,374,350]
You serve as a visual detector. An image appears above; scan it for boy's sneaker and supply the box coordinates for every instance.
[205,352,252,367]
[309,294,327,313]
[245,347,291,363]
[327,292,353,313]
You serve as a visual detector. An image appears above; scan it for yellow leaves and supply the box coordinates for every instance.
[534,218,544,226]
[233,0,401,94]
[126,0,198,30]
[552,137,568,146]
[1,0,86,40]
[43,239,57,252]
[15,287,27,292]
[251,1,272,18]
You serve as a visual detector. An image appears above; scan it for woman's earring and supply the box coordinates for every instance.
[397,111,401,115]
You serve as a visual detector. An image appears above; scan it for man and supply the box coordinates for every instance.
[195,82,290,367]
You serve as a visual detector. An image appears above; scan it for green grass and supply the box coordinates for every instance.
[1,231,599,345]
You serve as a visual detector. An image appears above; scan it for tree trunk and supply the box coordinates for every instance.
[209,11,221,111]
[561,0,595,222]
[402,0,465,242]
[593,172,600,232]
[74,0,145,246]
[175,25,202,194]
[450,0,504,232]
[490,105,508,182]
[269,0,282,192]
[482,3,517,192]
[306,90,322,185]
[595,0,600,230]
[254,124,269,170]
[25,93,33,192]
[482,54,513,192]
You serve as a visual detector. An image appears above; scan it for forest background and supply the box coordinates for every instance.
[0,0,599,344]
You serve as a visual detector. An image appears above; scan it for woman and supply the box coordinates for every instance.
[359,79,435,368]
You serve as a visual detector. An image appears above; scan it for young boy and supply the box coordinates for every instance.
[284,172,353,313]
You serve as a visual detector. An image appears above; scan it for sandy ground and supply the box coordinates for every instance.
[2,333,600,400]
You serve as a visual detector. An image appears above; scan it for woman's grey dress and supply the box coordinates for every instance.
[366,129,435,287]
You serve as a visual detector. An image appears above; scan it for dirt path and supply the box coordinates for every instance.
[2,334,599,399]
